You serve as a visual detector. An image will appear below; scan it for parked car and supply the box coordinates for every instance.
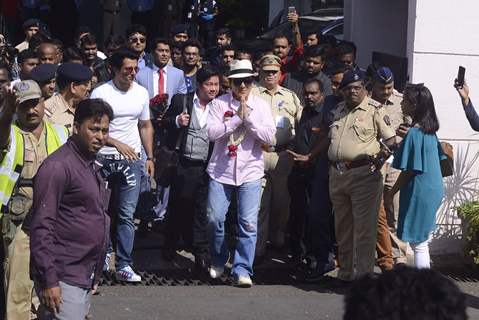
[236,8,344,56]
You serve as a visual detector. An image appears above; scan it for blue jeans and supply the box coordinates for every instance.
[100,159,142,269]
[207,178,262,279]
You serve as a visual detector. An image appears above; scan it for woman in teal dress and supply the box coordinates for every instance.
[391,83,445,269]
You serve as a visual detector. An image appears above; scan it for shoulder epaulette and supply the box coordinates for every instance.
[368,98,383,109]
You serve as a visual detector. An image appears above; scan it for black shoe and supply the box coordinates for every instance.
[305,261,336,282]
[194,256,209,274]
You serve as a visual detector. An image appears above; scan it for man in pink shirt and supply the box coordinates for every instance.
[206,59,276,287]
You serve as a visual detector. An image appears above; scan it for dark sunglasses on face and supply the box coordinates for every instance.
[232,77,254,86]
[130,37,146,44]
[263,70,279,75]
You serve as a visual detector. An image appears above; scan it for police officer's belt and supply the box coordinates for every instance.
[98,153,141,161]
[7,177,34,222]
[262,144,289,153]
[332,159,371,171]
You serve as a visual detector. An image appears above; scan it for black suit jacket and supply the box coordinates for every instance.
[162,93,194,151]
[162,93,214,159]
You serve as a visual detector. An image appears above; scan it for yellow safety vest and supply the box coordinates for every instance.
[0,121,68,213]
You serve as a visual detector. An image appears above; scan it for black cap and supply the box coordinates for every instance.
[22,18,40,29]
[339,69,365,89]
[30,64,57,83]
[57,63,92,83]
[170,24,189,36]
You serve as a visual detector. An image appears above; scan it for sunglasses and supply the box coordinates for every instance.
[262,70,279,75]
[130,37,146,44]
[232,77,254,86]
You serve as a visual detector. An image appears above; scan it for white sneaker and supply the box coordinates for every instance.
[103,253,112,272]
[235,275,253,288]
[209,266,224,279]
[115,265,142,282]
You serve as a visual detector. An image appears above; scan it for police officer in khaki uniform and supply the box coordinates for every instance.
[328,70,396,282]
[371,67,408,266]
[30,63,57,100]
[44,62,92,134]
[251,54,302,261]
[0,80,68,319]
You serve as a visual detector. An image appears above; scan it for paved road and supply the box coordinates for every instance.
[91,282,479,320]
[92,285,344,320]
[90,233,479,319]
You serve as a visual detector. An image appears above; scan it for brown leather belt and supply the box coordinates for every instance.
[262,144,289,153]
[332,159,371,171]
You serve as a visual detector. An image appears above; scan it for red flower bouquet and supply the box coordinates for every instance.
[150,93,169,127]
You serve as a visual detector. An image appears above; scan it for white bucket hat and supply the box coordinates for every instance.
[228,59,256,79]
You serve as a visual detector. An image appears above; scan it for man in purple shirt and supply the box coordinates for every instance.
[24,99,113,320]
[206,59,276,287]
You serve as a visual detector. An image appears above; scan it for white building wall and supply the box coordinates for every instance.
[346,0,479,255]
[344,0,409,68]
[408,0,479,254]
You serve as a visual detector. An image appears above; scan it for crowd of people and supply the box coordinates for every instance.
[0,3,474,320]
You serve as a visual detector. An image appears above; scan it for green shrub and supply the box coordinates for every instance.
[457,201,479,265]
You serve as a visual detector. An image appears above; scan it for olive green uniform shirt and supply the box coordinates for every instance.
[382,90,404,132]
[44,93,75,135]
[251,85,303,147]
[328,96,395,162]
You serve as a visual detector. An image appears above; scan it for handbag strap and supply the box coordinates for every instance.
[174,94,188,151]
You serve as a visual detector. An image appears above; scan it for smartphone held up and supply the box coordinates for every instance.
[457,66,466,88]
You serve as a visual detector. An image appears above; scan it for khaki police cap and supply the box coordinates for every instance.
[14,80,42,104]
[260,54,281,71]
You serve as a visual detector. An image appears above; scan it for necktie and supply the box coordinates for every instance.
[158,68,165,95]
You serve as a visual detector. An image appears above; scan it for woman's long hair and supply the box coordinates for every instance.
[405,83,440,134]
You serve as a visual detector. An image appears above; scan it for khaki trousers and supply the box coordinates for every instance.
[4,225,36,320]
[376,199,393,270]
[256,151,293,256]
[383,163,408,263]
[329,165,383,281]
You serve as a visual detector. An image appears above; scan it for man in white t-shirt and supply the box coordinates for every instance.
[91,48,154,282]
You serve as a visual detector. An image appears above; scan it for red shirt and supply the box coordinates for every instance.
[280,43,304,84]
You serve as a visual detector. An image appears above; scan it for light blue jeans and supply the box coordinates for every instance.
[100,159,142,269]
[207,178,262,279]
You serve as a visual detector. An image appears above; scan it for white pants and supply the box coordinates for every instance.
[410,240,430,269]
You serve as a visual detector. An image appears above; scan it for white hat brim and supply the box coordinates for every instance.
[228,72,257,79]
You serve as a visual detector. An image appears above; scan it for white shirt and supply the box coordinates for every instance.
[152,64,168,97]
[91,80,150,155]
[176,93,211,128]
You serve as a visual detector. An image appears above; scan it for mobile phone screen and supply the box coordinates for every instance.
[288,6,296,13]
